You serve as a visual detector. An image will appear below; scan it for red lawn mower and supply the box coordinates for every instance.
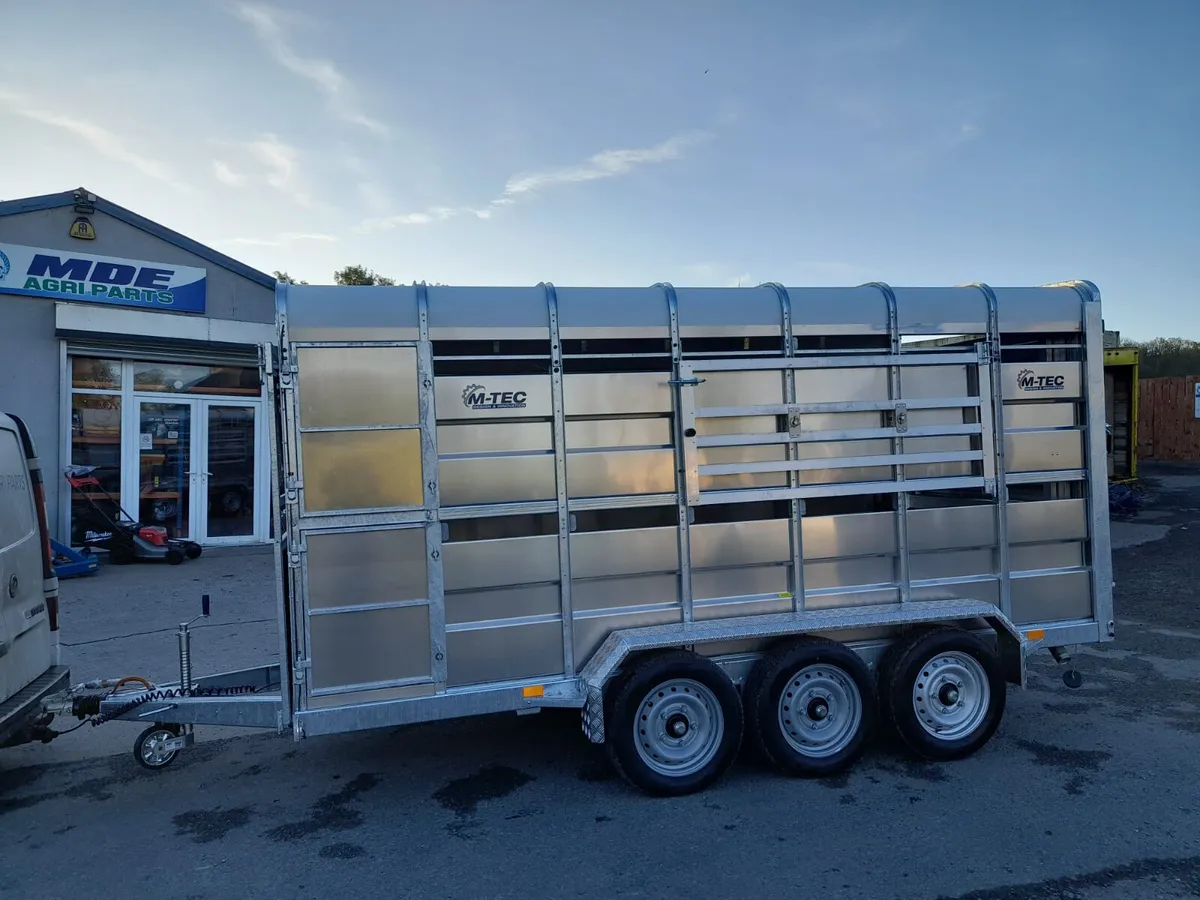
[65,466,202,565]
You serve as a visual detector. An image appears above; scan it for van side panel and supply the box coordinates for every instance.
[0,419,53,712]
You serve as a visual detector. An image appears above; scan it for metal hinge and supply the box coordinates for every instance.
[293,656,311,684]
[668,377,706,387]
[893,403,909,434]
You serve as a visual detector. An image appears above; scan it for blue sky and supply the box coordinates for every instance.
[1,0,1196,339]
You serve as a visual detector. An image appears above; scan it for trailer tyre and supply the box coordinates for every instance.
[745,638,875,777]
[884,627,1006,762]
[135,723,182,770]
[606,650,743,797]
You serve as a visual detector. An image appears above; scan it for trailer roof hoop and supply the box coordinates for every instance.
[758,282,794,355]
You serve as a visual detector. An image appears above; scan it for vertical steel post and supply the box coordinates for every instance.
[658,283,694,624]
[864,283,910,603]
[542,283,575,673]
[1044,280,1114,640]
[416,283,448,687]
[761,283,805,612]
[969,282,1011,618]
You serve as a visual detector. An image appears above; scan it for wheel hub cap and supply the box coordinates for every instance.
[634,678,724,778]
[777,664,863,759]
[912,651,991,740]
[142,730,175,765]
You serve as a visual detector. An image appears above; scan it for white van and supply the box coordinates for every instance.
[0,412,68,748]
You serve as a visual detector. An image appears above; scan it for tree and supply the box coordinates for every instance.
[1133,338,1200,378]
[333,265,396,286]
[273,271,308,284]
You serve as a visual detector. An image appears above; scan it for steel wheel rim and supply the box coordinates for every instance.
[777,663,863,758]
[634,678,724,777]
[912,651,990,741]
[141,730,177,766]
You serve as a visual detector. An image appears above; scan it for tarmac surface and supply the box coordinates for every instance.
[2,465,1200,900]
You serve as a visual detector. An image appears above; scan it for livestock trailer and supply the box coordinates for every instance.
[45,280,1114,796]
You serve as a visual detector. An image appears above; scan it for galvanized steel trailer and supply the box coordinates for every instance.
[54,280,1113,795]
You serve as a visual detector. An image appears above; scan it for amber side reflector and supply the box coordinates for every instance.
[522,685,545,698]
[1026,629,1046,641]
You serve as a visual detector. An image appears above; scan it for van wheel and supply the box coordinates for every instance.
[135,724,182,770]
[883,627,1006,761]
[605,650,743,796]
[745,638,875,777]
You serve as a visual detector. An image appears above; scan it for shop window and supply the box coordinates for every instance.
[69,394,122,546]
[132,362,261,397]
[72,357,122,390]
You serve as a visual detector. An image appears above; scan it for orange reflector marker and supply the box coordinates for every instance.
[522,685,545,699]
[1026,629,1046,641]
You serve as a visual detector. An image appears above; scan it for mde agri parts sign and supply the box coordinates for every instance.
[0,242,206,313]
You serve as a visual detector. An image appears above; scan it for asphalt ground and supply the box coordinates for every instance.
[2,465,1199,900]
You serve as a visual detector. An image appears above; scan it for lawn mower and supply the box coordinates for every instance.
[65,466,202,565]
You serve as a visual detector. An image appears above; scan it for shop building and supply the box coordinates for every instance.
[0,188,277,547]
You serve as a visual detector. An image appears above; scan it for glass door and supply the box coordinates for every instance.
[198,401,260,543]
[136,400,197,540]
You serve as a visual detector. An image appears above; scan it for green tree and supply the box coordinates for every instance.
[333,265,396,286]
[1132,338,1200,378]
[273,271,308,284]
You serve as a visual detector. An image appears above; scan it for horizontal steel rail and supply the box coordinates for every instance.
[685,351,982,372]
[696,396,981,418]
[690,475,988,505]
[696,422,982,448]
[697,449,983,478]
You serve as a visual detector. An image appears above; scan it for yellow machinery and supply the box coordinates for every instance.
[1104,345,1139,481]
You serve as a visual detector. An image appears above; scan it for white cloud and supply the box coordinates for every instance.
[212,159,245,186]
[0,86,189,191]
[247,134,311,206]
[209,134,312,205]
[502,131,711,197]
[249,135,297,190]
[356,130,710,232]
[953,123,983,145]
[218,232,339,248]
[234,3,388,136]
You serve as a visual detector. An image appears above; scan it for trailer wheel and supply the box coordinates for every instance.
[606,650,743,796]
[884,627,1006,762]
[135,724,182,770]
[745,638,874,777]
